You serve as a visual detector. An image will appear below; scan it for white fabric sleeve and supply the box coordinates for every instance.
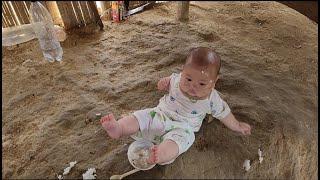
[210,90,231,120]
[170,73,179,81]
[169,73,179,90]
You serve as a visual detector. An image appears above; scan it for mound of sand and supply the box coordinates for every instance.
[2,2,317,179]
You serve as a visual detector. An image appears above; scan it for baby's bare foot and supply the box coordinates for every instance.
[100,114,122,139]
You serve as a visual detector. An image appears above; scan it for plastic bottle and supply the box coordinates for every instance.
[29,1,63,62]
[2,24,66,47]
[2,24,35,47]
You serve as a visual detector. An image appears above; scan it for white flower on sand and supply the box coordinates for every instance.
[82,168,97,180]
[258,148,263,163]
[63,161,77,175]
[243,159,251,171]
[57,175,63,180]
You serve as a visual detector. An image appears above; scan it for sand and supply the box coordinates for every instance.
[2,1,318,179]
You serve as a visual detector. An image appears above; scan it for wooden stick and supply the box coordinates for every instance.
[79,1,91,25]
[11,1,27,24]
[2,13,9,27]
[88,1,104,30]
[71,1,85,27]
[45,1,63,26]
[177,1,189,22]
[56,2,78,30]
[3,1,17,26]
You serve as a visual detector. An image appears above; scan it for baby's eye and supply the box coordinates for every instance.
[199,83,206,86]
[186,78,192,82]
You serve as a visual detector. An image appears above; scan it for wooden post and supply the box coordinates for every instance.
[45,1,63,26]
[88,1,104,30]
[3,1,19,26]
[11,1,30,24]
[2,13,9,27]
[177,1,189,22]
[56,2,79,30]
[70,1,85,27]
[2,2,12,27]
[78,1,92,25]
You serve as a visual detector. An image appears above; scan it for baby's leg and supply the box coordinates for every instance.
[148,128,195,165]
[147,139,179,164]
[100,114,139,139]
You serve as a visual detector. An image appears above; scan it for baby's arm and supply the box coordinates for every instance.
[220,113,251,135]
[157,76,171,91]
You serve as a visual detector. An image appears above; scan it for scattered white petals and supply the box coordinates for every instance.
[258,148,262,157]
[63,161,77,175]
[82,168,97,180]
[259,156,264,163]
[243,159,251,171]
[96,113,101,116]
[258,148,263,163]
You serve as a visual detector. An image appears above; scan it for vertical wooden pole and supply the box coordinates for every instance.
[45,1,63,26]
[4,1,18,26]
[12,1,30,24]
[2,13,9,27]
[2,2,11,27]
[79,1,92,25]
[88,1,104,30]
[24,1,31,10]
[71,1,85,27]
[56,2,79,30]
[177,1,189,22]
[7,1,21,25]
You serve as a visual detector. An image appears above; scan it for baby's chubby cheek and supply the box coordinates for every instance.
[182,82,191,92]
[197,90,208,97]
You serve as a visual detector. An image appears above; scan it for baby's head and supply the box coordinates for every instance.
[180,47,221,98]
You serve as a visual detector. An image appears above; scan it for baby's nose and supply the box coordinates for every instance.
[192,83,199,89]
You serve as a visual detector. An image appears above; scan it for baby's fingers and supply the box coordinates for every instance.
[243,127,251,135]
[245,129,251,135]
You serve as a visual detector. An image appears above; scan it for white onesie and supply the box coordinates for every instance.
[132,73,231,164]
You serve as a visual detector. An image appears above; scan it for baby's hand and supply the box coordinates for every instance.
[157,77,171,91]
[238,122,251,136]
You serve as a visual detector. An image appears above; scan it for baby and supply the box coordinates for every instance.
[100,47,251,165]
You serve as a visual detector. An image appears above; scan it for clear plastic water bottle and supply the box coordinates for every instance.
[29,1,63,62]
[2,24,67,47]
[2,24,36,46]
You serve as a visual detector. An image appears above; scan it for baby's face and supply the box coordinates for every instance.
[180,65,217,99]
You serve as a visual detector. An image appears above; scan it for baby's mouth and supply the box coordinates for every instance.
[188,90,197,96]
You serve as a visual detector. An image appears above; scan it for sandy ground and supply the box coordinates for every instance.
[2,1,318,179]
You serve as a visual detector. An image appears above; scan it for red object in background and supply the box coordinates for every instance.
[112,1,124,23]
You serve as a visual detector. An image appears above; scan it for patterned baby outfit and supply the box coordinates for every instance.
[132,73,231,164]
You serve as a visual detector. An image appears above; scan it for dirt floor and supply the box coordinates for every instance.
[2,1,318,179]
